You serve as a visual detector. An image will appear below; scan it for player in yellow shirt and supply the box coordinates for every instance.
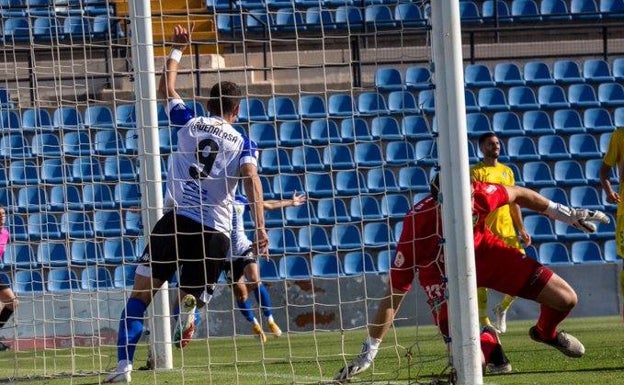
[471,133,531,333]
[600,128,624,321]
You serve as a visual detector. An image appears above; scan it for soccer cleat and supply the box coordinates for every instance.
[334,340,378,382]
[529,326,585,358]
[103,367,132,383]
[252,323,267,343]
[174,294,197,349]
[482,324,512,375]
[267,320,282,338]
[494,305,508,334]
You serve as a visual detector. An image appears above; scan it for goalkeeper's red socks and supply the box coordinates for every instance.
[535,304,571,340]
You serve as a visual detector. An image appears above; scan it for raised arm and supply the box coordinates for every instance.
[158,24,193,101]
[263,191,307,211]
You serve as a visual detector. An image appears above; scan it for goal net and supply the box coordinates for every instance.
[0,0,457,383]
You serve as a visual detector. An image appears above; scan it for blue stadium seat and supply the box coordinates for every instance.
[570,0,600,19]
[268,228,300,255]
[72,157,104,183]
[553,109,585,134]
[507,86,539,110]
[405,65,432,91]
[377,249,394,274]
[278,255,311,280]
[61,212,94,239]
[124,130,138,154]
[524,214,557,241]
[370,116,402,140]
[538,85,570,109]
[265,208,286,228]
[417,89,435,114]
[394,2,426,27]
[304,173,333,199]
[387,91,419,115]
[537,134,571,160]
[584,107,614,133]
[323,144,355,170]
[364,4,397,29]
[279,121,309,147]
[585,158,616,184]
[32,133,62,158]
[63,16,91,41]
[540,0,572,20]
[539,186,570,206]
[28,212,62,240]
[593,213,616,239]
[63,131,91,156]
[21,108,53,133]
[316,197,350,224]
[9,160,39,186]
[216,12,243,34]
[9,214,28,242]
[298,95,327,119]
[597,82,624,106]
[553,159,586,186]
[258,258,280,281]
[335,170,368,196]
[482,0,513,21]
[350,196,383,221]
[94,211,124,237]
[553,60,584,84]
[267,96,299,121]
[158,127,179,153]
[459,0,483,23]
[104,237,136,264]
[331,224,363,251]
[54,106,83,130]
[47,268,79,292]
[185,100,205,117]
[539,242,572,264]
[2,18,30,43]
[114,182,141,208]
[0,188,14,209]
[524,61,555,85]
[311,253,343,277]
[343,251,376,275]
[299,227,333,253]
[83,105,114,129]
[0,88,10,109]
[413,139,437,166]
[463,89,480,113]
[0,110,21,132]
[115,104,136,128]
[398,166,430,191]
[124,211,142,236]
[309,119,341,145]
[507,136,540,161]
[478,87,509,111]
[33,16,59,40]
[525,244,539,261]
[0,134,32,160]
[364,222,394,249]
[494,62,525,86]
[568,83,600,108]
[522,161,556,187]
[571,240,604,263]
[613,57,624,81]
[465,64,495,87]
[245,9,273,33]
[37,241,69,268]
[569,133,601,159]
[260,148,293,174]
[3,244,36,268]
[113,265,136,288]
[285,202,318,226]
[583,59,614,82]
[367,168,400,193]
[249,123,277,148]
[599,131,612,154]
[354,142,384,168]
[104,156,137,182]
[291,146,324,172]
[13,270,45,294]
[523,110,555,135]
[375,68,403,92]
[328,93,357,117]
[334,5,364,31]
[600,0,624,17]
[380,193,411,219]
[604,239,619,262]
[94,130,126,155]
[570,185,604,210]
[615,106,624,126]
[16,186,48,213]
[81,266,114,291]
[274,7,305,32]
[492,111,524,137]
[49,185,81,212]
[465,112,492,139]
[304,7,335,31]
[385,141,416,166]
[401,115,432,140]
[238,98,268,122]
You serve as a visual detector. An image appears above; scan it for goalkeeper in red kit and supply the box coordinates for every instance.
[335,175,610,382]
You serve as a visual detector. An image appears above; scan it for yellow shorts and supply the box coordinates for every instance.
[616,214,624,259]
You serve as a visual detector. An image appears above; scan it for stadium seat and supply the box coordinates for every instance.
[539,186,570,206]
[524,214,557,241]
[94,130,126,155]
[72,157,105,183]
[597,82,624,106]
[335,170,368,196]
[53,106,83,130]
[387,91,419,115]
[494,62,525,86]
[8,160,38,186]
[570,0,600,18]
[323,144,355,170]
[249,123,278,148]
[245,9,273,33]
[354,142,384,168]
[124,211,142,236]
[216,12,243,34]
[377,249,394,274]
[417,89,436,114]
[0,134,32,160]
[328,93,357,117]
[585,158,616,184]
[603,239,618,262]
[615,106,624,126]
[104,156,137,182]
[37,241,69,268]
[553,109,585,134]
[465,64,495,87]
[583,59,614,82]
[274,7,305,32]
[308,119,341,145]
[2,18,30,43]
[524,61,555,85]
[568,133,601,159]
[492,111,524,137]
[238,98,268,122]
[258,258,280,281]
[537,135,571,160]
[124,130,139,154]
[298,95,327,119]
[570,186,604,211]
[115,104,136,128]
[3,244,36,268]
[331,224,363,251]
[405,65,432,91]
[13,270,45,294]
[291,146,324,172]
[599,132,612,154]
[522,161,556,187]
[459,0,483,23]
[279,121,310,147]
[113,265,136,288]
[522,110,555,135]
[304,7,335,31]
[477,87,509,111]
[0,110,21,132]
[413,139,437,166]
[553,159,586,186]
[0,188,14,209]
[540,0,572,20]
[380,193,411,219]
[47,268,79,292]
[594,213,616,239]
[159,127,179,153]
[285,202,318,226]
[364,4,397,29]
[401,115,432,140]
[375,68,403,92]
[334,5,364,31]
[16,186,48,213]
[304,173,333,199]
[298,226,334,253]
[613,57,624,81]
[83,105,114,129]
[571,240,604,263]
[33,16,59,41]
[349,196,383,221]
[465,112,492,138]
[268,228,300,254]
[103,237,136,264]
[600,0,624,17]
[316,197,350,224]
[385,141,416,166]
[507,86,539,110]
[343,251,377,275]
[267,96,299,121]
[265,208,286,228]
[0,88,10,109]
[32,133,62,158]
[9,214,28,242]
[28,212,62,240]
[539,242,572,264]
[370,116,403,141]
[63,131,92,157]
[367,168,400,193]
[363,222,394,249]
[568,83,600,108]
[278,255,311,280]
[538,85,570,109]
[398,166,431,191]
[394,2,426,27]
[62,16,92,41]
[553,60,584,84]
[93,211,123,237]
[81,266,114,291]
[584,107,615,133]
[311,253,343,278]
[464,89,481,113]
[260,148,294,174]
[507,136,540,161]
[48,185,81,212]
[61,211,94,239]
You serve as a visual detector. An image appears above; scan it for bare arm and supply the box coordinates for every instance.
[241,163,268,257]
[158,24,193,101]
[263,191,307,211]
[600,162,620,204]
[509,201,531,246]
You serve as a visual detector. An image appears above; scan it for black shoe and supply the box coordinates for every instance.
[0,342,10,351]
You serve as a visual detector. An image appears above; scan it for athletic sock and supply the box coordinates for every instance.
[237,299,255,323]
[535,304,571,340]
[477,287,490,326]
[117,297,147,362]
[0,307,13,329]
[479,330,497,363]
[499,295,515,312]
[254,284,273,318]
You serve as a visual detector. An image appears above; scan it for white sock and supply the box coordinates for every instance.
[366,336,382,350]
[117,360,132,372]
[267,315,274,323]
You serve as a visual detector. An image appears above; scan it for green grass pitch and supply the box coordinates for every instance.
[0,316,622,384]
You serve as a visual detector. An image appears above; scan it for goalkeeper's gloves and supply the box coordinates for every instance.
[543,201,610,233]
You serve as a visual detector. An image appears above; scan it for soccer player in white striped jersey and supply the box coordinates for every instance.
[104,24,268,383]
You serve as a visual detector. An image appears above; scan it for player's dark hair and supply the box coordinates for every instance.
[430,173,440,200]
[208,81,241,117]
[478,132,498,147]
